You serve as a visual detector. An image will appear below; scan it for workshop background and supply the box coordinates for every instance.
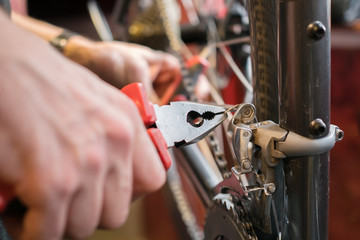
[21,0,360,239]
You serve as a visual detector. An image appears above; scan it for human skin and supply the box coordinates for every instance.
[11,12,182,104]
[0,10,166,240]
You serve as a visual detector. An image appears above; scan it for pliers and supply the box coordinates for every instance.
[121,83,229,170]
[0,83,229,211]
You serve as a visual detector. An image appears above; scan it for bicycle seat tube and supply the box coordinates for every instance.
[278,0,331,239]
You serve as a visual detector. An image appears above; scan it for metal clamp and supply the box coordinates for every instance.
[251,121,343,161]
[251,121,288,167]
[276,124,343,157]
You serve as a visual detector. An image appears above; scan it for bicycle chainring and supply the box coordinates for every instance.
[204,194,257,240]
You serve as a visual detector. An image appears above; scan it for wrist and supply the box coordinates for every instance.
[50,31,95,67]
[49,30,77,53]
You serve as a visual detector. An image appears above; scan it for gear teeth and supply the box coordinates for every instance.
[205,194,258,240]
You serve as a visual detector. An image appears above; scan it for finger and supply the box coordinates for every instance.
[98,106,135,229]
[150,56,181,85]
[21,198,68,240]
[99,164,133,229]
[65,187,103,239]
[17,145,74,240]
[65,142,106,239]
[131,126,166,199]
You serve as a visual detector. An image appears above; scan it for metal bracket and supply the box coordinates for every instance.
[251,121,288,167]
[227,112,344,196]
[276,124,343,158]
[226,104,344,198]
[227,103,256,174]
[251,121,343,161]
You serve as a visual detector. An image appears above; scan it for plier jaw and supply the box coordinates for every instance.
[154,102,228,148]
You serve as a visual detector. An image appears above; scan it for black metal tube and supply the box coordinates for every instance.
[277,0,331,239]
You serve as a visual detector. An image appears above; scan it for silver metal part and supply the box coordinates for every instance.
[249,121,343,161]
[251,121,288,166]
[227,104,256,173]
[154,102,227,147]
[276,124,342,158]
[231,126,253,173]
[181,144,223,192]
[245,183,276,196]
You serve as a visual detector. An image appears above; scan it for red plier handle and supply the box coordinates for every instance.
[121,83,172,171]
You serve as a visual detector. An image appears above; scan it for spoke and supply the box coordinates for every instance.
[210,36,251,48]
[203,20,253,93]
[218,44,253,93]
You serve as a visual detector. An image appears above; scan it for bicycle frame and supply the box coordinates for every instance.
[176,0,332,239]
[277,0,331,239]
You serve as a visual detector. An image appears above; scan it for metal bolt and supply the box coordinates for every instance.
[335,128,344,141]
[307,21,326,41]
[309,118,327,136]
[243,131,250,137]
[242,107,252,117]
[242,160,251,170]
[267,184,276,194]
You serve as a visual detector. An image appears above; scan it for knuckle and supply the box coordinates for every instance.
[85,146,105,175]
[51,171,78,199]
[112,101,138,142]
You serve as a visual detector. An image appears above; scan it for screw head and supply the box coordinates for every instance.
[335,128,344,141]
[242,107,252,117]
[307,21,326,41]
[267,184,276,194]
[309,118,327,136]
[242,160,251,170]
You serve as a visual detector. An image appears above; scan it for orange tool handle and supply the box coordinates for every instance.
[121,83,172,170]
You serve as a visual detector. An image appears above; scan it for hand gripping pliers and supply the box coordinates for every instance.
[0,83,229,211]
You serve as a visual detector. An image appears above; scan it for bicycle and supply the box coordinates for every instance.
[106,0,344,239]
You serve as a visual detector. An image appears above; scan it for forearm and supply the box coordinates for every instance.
[11,12,98,66]
[11,12,63,41]
[9,11,182,101]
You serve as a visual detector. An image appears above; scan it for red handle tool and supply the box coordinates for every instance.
[121,83,172,170]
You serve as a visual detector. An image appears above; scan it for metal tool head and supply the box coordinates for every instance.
[154,102,228,148]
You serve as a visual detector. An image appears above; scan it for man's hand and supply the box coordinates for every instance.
[0,12,166,240]
[64,38,182,103]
